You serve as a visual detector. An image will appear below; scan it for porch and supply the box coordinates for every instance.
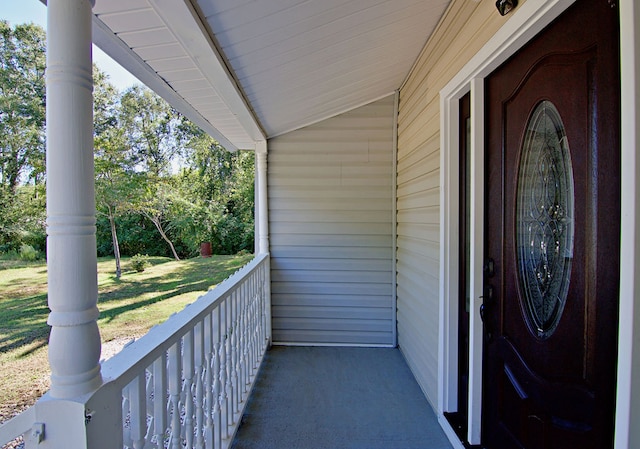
[2,0,639,447]
[231,346,452,449]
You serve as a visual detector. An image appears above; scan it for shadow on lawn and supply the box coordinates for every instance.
[0,255,252,357]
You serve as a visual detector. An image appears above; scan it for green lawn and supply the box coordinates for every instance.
[0,254,253,422]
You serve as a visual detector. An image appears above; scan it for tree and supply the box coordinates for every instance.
[0,22,47,251]
[0,21,46,192]
[128,175,184,260]
[117,86,186,259]
[178,121,255,254]
[93,67,132,276]
[119,86,180,177]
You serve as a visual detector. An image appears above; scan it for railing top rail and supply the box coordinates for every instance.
[0,405,35,444]
[98,253,269,391]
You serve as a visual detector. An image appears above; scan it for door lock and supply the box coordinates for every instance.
[484,258,496,278]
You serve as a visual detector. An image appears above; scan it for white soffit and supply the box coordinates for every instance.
[90,0,450,145]
[196,0,450,137]
[92,0,264,151]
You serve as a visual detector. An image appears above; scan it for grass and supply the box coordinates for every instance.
[0,253,253,423]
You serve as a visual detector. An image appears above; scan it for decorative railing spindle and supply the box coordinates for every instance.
[245,282,253,389]
[230,289,239,417]
[240,284,248,395]
[182,330,195,448]
[168,341,182,449]
[203,315,214,448]
[225,299,233,437]
[194,320,205,449]
[153,354,167,447]
[212,306,222,448]
[219,300,229,440]
[128,373,147,449]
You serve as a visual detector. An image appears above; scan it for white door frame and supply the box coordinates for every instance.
[438,0,639,447]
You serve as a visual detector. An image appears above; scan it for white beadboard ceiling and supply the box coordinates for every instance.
[91,0,450,150]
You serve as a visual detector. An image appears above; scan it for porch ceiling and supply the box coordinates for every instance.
[91,0,450,150]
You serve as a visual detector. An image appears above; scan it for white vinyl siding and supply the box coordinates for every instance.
[396,0,507,406]
[269,96,395,346]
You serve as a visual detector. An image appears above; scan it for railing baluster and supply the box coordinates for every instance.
[238,287,244,410]
[168,341,182,449]
[230,289,239,419]
[183,330,195,449]
[153,354,167,449]
[253,268,259,363]
[203,314,214,448]
[236,287,244,411]
[219,299,229,440]
[122,385,132,448]
[129,372,146,449]
[245,277,252,392]
[213,306,222,449]
[225,295,233,436]
[240,282,247,397]
[194,320,205,449]
[250,270,257,377]
[144,368,154,445]
[245,272,254,384]
[257,266,263,354]
[249,276,257,373]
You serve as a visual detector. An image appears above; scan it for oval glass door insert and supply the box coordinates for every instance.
[516,100,574,339]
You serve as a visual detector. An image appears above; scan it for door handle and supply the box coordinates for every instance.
[480,302,493,342]
[481,284,495,341]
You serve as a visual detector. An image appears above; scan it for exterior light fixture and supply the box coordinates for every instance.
[496,0,517,15]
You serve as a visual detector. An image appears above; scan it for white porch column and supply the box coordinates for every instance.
[46,0,102,399]
[256,141,270,254]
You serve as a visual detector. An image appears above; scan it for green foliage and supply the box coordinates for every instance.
[129,254,150,272]
[0,21,46,191]
[0,183,46,252]
[120,86,180,176]
[0,22,47,250]
[19,244,38,261]
[176,122,255,255]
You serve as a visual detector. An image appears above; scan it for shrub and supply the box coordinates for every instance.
[129,254,150,272]
[19,244,39,261]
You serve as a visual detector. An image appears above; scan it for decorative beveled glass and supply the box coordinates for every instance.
[516,100,574,339]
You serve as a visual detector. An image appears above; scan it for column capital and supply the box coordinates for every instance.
[255,140,267,154]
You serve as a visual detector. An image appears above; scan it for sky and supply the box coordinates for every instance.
[1,0,141,91]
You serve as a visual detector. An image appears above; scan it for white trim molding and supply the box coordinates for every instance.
[616,0,640,448]
[392,90,399,347]
[467,77,485,444]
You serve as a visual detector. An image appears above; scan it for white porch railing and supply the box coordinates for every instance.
[0,253,271,449]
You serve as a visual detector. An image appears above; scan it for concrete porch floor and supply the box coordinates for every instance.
[231,346,454,449]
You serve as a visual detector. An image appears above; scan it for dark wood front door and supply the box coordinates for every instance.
[482,1,620,448]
